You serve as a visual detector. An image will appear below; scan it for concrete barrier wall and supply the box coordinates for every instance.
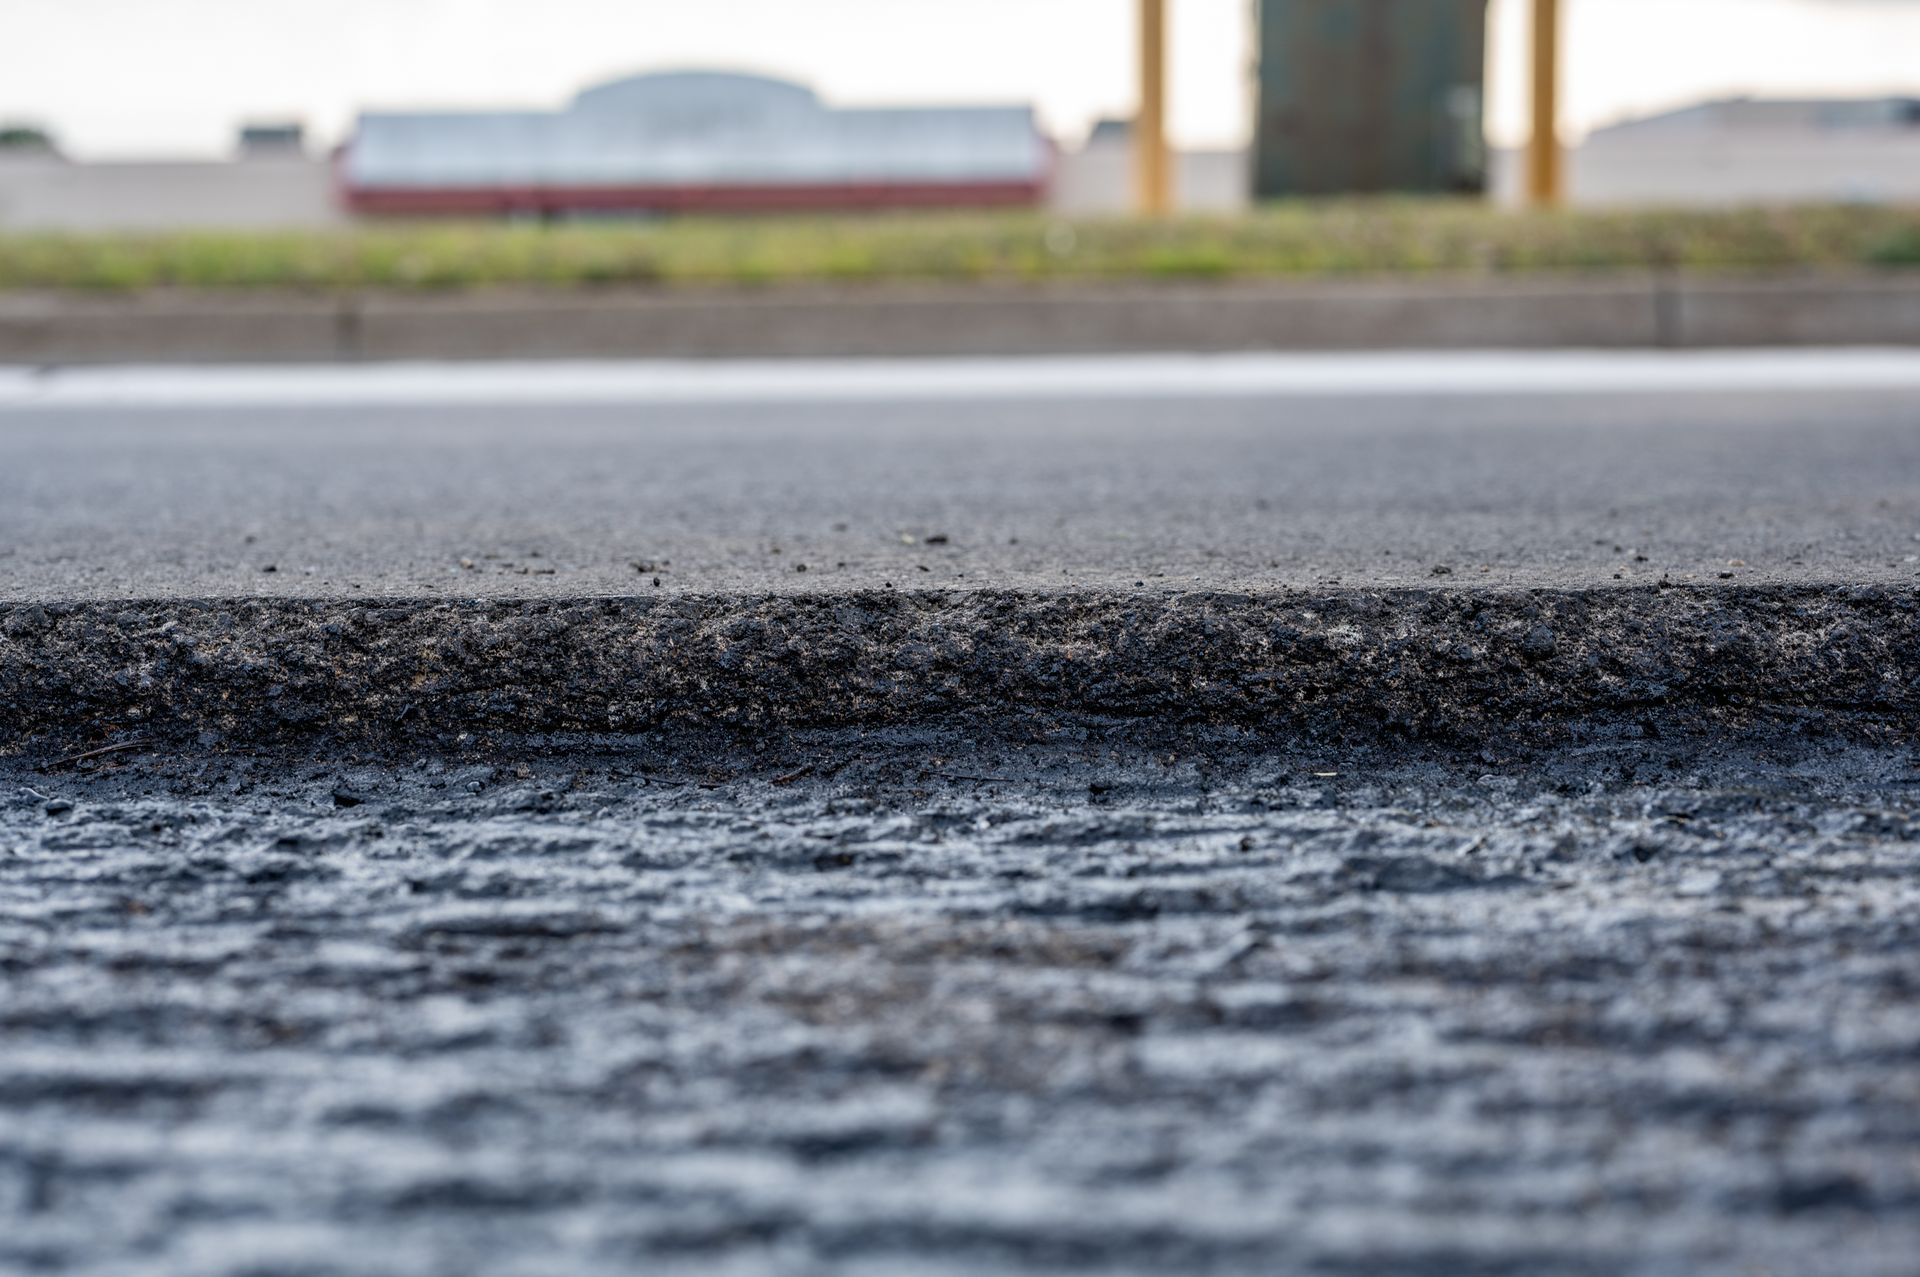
[1674,275,1920,347]
[1,273,1915,364]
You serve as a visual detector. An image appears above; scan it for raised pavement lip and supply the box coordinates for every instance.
[4,583,1914,753]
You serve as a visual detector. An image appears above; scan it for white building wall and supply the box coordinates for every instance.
[1564,132,1920,207]
[0,158,343,231]
[1487,115,1920,208]
[1048,136,1249,216]
[1060,135,1920,215]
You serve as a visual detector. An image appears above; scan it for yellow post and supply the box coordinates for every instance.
[1136,0,1172,216]
[1526,0,1565,207]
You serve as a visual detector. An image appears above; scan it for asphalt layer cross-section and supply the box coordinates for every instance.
[4,356,1920,1275]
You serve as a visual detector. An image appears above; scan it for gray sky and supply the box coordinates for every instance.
[5,0,1919,158]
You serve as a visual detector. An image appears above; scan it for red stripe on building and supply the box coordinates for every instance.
[342,179,1046,217]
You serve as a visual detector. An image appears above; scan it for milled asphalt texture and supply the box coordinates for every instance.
[4,373,1920,1274]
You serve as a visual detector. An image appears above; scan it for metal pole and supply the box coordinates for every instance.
[1526,0,1564,207]
[1136,0,1172,216]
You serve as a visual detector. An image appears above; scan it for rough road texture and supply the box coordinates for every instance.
[4,740,1919,1276]
[4,586,1917,753]
[6,377,1919,1273]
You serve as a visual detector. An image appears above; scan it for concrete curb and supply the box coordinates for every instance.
[4,586,1914,752]
[2,272,1916,363]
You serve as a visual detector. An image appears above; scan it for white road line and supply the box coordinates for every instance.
[2,350,1919,408]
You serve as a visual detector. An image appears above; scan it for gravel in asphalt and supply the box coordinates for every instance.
[3,739,1919,1276]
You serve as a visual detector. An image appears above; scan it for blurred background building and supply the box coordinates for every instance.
[0,122,345,231]
[1497,96,1920,207]
[1051,118,1245,215]
[342,71,1049,218]
[2,8,1917,231]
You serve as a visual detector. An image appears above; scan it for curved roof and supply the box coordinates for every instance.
[571,72,821,128]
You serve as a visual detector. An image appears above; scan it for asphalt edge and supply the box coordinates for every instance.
[4,585,1914,754]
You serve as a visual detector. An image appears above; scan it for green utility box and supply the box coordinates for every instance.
[1253,0,1489,198]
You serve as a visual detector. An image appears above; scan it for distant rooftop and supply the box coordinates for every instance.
[236,122,307,159]
[0,124,62,160]
[1596,96,1920,137]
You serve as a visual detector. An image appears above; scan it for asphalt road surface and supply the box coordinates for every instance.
[3,352,1920,601]
[4,353,1920,1275]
